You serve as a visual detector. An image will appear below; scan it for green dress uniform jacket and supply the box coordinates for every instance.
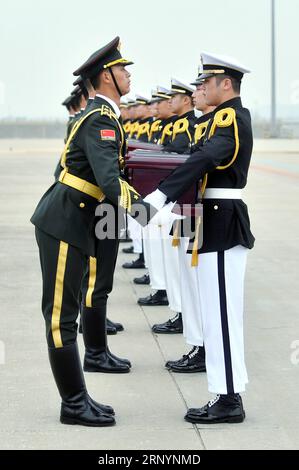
[31,96,151,257]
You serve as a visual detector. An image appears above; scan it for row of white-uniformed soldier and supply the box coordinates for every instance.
[122,78,214,374]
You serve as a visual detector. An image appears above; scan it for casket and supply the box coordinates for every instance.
[126,139,163,153]
[125,150,198,205]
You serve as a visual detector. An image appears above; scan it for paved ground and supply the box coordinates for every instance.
[0,139,298,450]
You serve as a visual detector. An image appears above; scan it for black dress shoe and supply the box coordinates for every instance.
[107,318,124,332]
[166,346,206,372]
[122,246,134,254]
[138,290,169,306]
[106,322,117,335]
[185,394,245,424]
[48,343,115,427]
[152,313,183,334]
[84,349,131,373]
[122,257,145,269]
[133,273,150,285]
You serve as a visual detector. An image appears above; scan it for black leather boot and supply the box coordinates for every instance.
[152,313,183,334]
[138,290,169,306]
[48,343,115,426]
[185,394,245,424]
[82,306,131,373]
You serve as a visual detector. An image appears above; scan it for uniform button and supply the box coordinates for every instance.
[214,205,219,210]
[79,203,85,208]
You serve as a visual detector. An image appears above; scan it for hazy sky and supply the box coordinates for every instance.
[0,0,298,120]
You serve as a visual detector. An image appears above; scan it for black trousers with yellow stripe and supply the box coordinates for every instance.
[81,236,119,309]
[35,227,119,348]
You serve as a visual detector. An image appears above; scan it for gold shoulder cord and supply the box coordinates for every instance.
[60,105,125,171]
[173,109,240,267]
[172,117,192,143]
[123,121,132,135]
[129,122,140,139]
[172,119,211,253]
[136,122,150,141]
[159,122,173,145]
[194,120,211,145]
[200,107,240,195]
[149,119,161,142]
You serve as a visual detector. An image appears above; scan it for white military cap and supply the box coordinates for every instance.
[199,51,251,81]
[120,97,129,108]
[135,94,151,105]
[168,78,195,96]
[151,86,172,101]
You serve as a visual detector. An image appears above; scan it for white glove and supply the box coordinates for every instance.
[144,189,167,210]
[149,202,185,226]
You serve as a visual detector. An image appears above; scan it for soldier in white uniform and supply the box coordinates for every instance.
[145,52,255,424]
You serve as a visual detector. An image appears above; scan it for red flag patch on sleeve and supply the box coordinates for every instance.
[100,129,116,141]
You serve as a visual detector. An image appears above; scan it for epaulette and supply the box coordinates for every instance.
[208,108,236,138]
[172,117,192,143]
[159,122,173,145]
[194,119,211,145]
[209,107,240,170]
[149,119,162,141]
[136,122,150,140]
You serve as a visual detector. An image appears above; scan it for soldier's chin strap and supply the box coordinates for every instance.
[109,67,122,98]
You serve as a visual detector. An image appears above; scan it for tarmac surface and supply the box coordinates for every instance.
[0,139,298,450]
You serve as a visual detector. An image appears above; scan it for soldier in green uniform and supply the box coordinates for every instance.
[31,37,157,427]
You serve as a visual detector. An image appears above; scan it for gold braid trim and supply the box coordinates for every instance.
[136,122,150,140]
[149,119,162,141]
[191,216,202,267]
[194,120,210,145]
[172,117,192,143]
[172,220,180,247]
[60,105,125,170]
[191,108,240,267]
[123,121,132,134]
[118,179,140,212]
[129,122,140,138]
[159,122,173,145]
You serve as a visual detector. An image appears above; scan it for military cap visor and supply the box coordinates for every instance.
[61,96,73,107]
[73,36,133,80]
[73,76,84,87]
[71,85,82,96]
[190,77,206,86]
[198,65,244,81]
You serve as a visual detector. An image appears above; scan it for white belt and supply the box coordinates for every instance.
[204,188,243,199]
